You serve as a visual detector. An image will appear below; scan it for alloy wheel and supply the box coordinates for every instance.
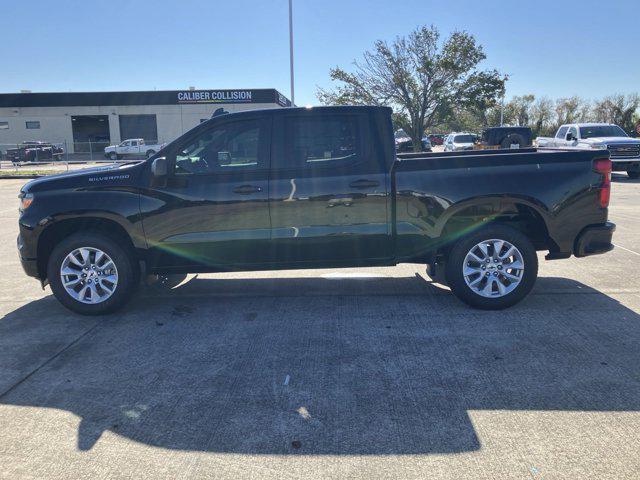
[60,247,118,304]
[462,238,525,298]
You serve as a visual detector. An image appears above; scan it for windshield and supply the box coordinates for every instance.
[454,135,474,143]
[579,125,628,139]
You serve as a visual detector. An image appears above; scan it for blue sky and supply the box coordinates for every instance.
[2,0,639,106]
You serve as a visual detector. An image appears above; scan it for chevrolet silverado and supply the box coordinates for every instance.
[17,106,615,315]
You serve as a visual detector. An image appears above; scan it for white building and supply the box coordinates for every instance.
[0,89,290,153]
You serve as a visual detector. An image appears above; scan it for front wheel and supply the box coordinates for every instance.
[445,225,538,310]
[48,233,136,315]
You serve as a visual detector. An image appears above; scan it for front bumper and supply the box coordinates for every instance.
[574,222,616,257]
[17,234,39,278]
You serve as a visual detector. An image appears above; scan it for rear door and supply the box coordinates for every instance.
[268,110,391,266]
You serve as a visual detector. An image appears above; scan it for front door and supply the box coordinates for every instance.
[268,111,390,266]
[142,116,272,270]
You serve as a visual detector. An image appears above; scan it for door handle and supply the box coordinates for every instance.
[349,179,380,189]
[233,184,262,194]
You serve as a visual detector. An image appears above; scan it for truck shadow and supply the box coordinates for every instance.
[1,275,639,455]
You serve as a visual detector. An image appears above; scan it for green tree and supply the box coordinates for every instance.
[504,95,535,127]
[553,96,592,130]
[317,25,506,151]
[529,97,554,136]
[593,94,640,135]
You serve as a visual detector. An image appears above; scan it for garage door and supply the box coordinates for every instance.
[118,114,158,143]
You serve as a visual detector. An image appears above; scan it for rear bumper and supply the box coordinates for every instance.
[612,160,639,171]
[574,222,616,257]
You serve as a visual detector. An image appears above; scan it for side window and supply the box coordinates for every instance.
[122,141,130,147]
[174,120,262,175]
[568,127,578,139]
[280,115,359,169]
[131,140,138,147]
[556,126,568,139]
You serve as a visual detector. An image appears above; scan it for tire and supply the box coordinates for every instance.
[445,225,538,310]
[109,152,118,161]
[47,233,136,315]
[500,134,525,150]
[146,150,156,159]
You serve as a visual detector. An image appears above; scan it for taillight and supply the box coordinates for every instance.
[594,158,611,208]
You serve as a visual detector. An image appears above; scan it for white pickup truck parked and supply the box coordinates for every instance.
[104,139,165,160]
[537,123,640,178]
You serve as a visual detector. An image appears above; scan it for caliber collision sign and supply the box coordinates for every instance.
[177,90,253,104]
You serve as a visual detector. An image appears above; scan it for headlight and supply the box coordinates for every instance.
[19,192,33,212]
[591,144,608,150]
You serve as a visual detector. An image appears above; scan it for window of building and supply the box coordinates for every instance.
[0,122,8,130]
[281,115,359,169]
[26,121,40,129]
[175,120,263,175]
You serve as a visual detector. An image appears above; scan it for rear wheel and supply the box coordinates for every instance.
[48,233,136,315]
[445,225,538,309]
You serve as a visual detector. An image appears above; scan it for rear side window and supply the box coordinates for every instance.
[281,115,359,169]
[556,126,569,139]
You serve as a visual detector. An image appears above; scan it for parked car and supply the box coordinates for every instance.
[444,133,476,151]
[18,106,615,315]
[4,141,64,163]
[395,135,431,152]
[104,138,165,160]
[537,123,640,178]
[478,127,533,149]
[428,134,446,146]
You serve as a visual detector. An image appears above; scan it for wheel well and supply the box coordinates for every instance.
[439,202,555,256]
[37,218,139,280]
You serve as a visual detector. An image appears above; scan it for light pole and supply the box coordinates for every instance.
[288,0,295,106]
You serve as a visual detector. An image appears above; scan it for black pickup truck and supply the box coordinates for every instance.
[17,106,615,315]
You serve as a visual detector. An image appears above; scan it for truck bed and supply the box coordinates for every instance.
[391,148,609,261]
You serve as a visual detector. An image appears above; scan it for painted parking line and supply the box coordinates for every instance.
[614,244,640,257]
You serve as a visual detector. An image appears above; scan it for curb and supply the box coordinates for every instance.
[0,175,42,179]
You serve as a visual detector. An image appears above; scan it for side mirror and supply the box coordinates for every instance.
[566,133,575,142]
[151,156,168,177]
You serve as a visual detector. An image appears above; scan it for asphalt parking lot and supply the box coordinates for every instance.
[0,175,639,479]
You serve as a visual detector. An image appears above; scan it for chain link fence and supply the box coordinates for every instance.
[0,140,168,175]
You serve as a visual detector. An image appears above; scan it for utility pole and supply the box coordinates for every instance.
[500,93,505,126]
[288,0,295,106]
